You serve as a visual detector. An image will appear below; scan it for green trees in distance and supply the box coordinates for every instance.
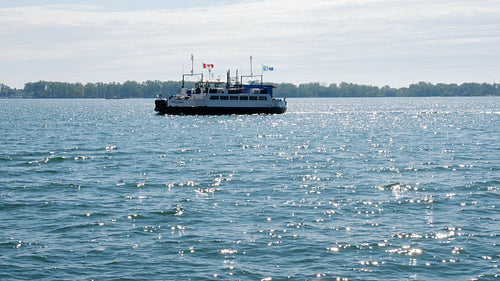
[20,80,184,99]
[0,83,23,98]
[274,81,499,97]
[1,80,499,98]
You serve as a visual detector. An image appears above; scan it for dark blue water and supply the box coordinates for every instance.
[1,97,499,280]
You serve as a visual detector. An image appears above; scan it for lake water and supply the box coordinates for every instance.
[1,97,499,280]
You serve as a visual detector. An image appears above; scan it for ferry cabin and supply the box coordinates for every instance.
[167,81,277,108]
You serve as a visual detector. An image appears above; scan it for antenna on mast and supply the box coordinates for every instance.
[191,54,194,74]
[250,55,254,76]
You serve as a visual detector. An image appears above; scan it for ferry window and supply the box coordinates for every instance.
[259,96,268,100]
[230,96,238,100]
[249,96,258,100]
[228,88,243,94]
[220,96,229,100]
[240,96,248,100]
[209,95,219,100]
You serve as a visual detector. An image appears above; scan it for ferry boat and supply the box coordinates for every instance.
[154,61,286,115]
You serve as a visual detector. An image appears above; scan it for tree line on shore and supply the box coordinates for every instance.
[1,80,499,99]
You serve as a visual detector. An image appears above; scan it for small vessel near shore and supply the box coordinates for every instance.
[154,58,286,115]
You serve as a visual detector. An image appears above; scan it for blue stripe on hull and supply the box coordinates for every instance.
[155,100,285,115]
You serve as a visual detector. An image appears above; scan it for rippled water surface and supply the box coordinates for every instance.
[1,97,499,280]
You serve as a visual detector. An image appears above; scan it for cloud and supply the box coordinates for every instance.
[1,0,499,87]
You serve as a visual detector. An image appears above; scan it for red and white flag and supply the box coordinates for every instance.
[203,63,214,69]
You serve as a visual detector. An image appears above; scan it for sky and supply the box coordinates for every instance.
[1,0,499,88]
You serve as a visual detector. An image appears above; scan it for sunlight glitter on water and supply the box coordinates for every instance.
[1,98,498,280]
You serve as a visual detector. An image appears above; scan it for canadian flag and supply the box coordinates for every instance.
[203,63,214,69]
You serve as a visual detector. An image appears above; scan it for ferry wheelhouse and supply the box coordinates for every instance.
[154,69,287,115]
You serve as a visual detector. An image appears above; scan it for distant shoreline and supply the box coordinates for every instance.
[3,96,500,100]
[1,81,499,99]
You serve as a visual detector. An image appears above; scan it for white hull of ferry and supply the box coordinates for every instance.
[155,93,286,115]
